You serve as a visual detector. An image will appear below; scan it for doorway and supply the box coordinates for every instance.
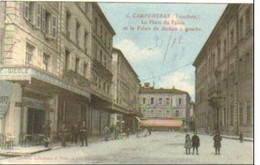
[27,108,46,134]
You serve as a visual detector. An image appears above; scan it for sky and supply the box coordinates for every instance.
[99,3,227,101]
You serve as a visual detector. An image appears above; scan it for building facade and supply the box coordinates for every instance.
[111,48,141,133]
[139,83,191,130]
[0,1,116,144]
[193,4,253,137]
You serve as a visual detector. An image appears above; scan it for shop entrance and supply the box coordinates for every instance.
[27,108,46,134]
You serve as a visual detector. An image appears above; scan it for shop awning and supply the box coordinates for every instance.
[139,119,182,127]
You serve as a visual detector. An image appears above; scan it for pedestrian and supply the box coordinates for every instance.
[43,136,50,148]
[148,128,152,135]
[184,134,192,154]
[114,125,119,140]
[191,132,200,155]
[71,123,79,144]
[126,127,130,137]
[80,121,88,146]
[213,132,222,155]
[104,125,110,141]
[239,132,243,143]
[43,120,51,138]
[60,122,68,147]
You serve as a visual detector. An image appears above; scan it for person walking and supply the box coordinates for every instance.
[239,132,243,143]
[148,128,152,135]
[184,134,192,154]
[80,121,88,147]
[60,122,68,147]
[213,132,222,155]
[192,132,200,155]
[43,120,51,138]
[104,125,110,141]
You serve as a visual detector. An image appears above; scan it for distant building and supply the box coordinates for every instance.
[111,48,141,133]
[139,83,191,131]
[193,4,253,137]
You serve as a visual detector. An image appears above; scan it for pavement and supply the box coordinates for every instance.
[0,131,253,164]
[0,136,105,157]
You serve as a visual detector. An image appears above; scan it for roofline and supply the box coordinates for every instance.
[113,47,140,82]
[140,87,191,97]
[93,3,116,35]
[192,4,239,67]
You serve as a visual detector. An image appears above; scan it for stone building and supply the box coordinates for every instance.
[0,1,115,144]
[139,83,191,131]
[111,48,141,133]
[193,4,253,137]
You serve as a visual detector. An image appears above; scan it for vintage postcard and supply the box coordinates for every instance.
[0,0,254,164]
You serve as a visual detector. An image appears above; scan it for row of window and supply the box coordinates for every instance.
[26,43,51,71]
[24,2,57,39]
[64,49,88,78]
[94,17,112,49]
[141,97,183,105]
[142,109,180,117]
[93,72,110,94]
[94,44,111,70]
[196,6,252,84]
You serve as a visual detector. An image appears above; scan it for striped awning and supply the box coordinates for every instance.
[139,119,182,127]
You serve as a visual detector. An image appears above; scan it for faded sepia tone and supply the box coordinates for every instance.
[0,1,253,164]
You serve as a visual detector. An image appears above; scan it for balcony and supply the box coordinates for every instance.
[92,59,113,80]
[62,69,90,89]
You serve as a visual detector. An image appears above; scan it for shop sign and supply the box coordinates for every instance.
[0,80,14,118]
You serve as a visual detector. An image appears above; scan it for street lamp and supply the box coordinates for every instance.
[208,94,222,132]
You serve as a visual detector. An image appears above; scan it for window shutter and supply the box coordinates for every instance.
[35,4,41,28]
[41,7,46,33]
[23,2,30,20]
[52,16,57,38]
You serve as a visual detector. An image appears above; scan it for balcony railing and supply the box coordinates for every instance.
[62,69,90,89]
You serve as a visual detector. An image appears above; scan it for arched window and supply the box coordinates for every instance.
[175,110,179,117]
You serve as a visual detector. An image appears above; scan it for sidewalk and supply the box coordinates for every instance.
[196,131,253,142]
[0,136,105,157]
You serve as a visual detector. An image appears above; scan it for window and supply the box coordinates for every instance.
[41,7,46,33]
[100,25,103,38]
[66,11,71,33]
[51,16,57,38]
[166,98,170,105]
[45,11,51,35]
[76,21,80,44]
[151,98,154,104]
[43,53,50,71]
[104,55,107,67]
[217,41,221,64]
[36,4,41,28]
[83,63,88,77]
[247,101,251,124]
[99,50,102,63]
[166,110,170,116]
[158,110,162,117]
[84,31,88,52]
[230,105,234,126]
[223,39,227,57]
[98,78,102,88]
[175,110,179,117]
[103,82,106,91]
[239,17,244,38]
[239,102,243,125]
[230,29,234,48]
[26,43,34,64]
[75,57,80,73]
[24,2,34,22]
[151,110,154,116]
[65,50,70,70]
[159,98,163,105]
[245,7,251,33]
[107,84,110,94]
[178,98,182,105]
[143,98,146,104]
[212,53,215,70]
[95,17,98,32]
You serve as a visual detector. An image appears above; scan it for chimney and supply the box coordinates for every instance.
[144,82,150,88]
